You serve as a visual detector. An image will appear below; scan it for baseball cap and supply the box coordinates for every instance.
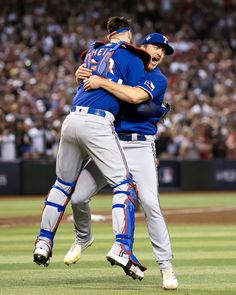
[141,33,174,55]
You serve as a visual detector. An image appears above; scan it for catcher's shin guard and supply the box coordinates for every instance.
[37,178,76,246]
[111,175,146,272]
[112,175,137,250]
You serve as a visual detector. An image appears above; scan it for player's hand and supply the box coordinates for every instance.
[75,63,92,84]
[159,102,171,122]
[84,75,105,91]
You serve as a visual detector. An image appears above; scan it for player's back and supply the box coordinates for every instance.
[72,43,145,116]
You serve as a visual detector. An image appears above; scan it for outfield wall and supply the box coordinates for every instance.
[0,159,236,195]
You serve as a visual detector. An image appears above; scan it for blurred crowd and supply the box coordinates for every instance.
[0,0,236,161]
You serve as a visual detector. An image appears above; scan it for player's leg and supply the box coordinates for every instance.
[121,139,178,289]
[83,116,146,280]
[34,115,86,266]
[125,141,173,267]
[64,159,107,265]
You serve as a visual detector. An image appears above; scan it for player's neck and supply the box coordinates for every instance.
[110,34,131,44]
[110,37,122,43]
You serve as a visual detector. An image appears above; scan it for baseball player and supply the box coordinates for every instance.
[33,16,151,281]
[64,33,178,290]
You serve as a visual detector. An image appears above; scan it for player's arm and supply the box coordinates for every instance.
[83,75,150,104]
[134,101,170,118]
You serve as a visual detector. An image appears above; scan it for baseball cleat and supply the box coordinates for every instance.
[64,236,94,265]
[106,243,144,281]
[33,238,51,267]
[161,267,178,290]
[33,247,50,267]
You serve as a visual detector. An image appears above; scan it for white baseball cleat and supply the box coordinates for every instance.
[33,239,51,267]
[161,267,178,290]
[64,237,94,265]
[106,243,144,281]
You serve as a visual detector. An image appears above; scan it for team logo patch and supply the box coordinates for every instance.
[144,80,155,91]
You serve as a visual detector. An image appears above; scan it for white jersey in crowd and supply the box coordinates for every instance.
[28,127,45,154]
[0,133,16,160]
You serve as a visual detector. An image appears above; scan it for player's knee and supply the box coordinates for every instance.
[140,197,160,212]
[71,191,90,206]
[53,177,77,196]
[112,176,138,206]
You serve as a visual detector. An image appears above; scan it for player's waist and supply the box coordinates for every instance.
[71,106,114,122]
[72,89,120,115]
[117,133,156,142]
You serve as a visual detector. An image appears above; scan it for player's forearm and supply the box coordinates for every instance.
[100,79,149,104]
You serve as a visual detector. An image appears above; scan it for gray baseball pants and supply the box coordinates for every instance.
[38,107,136,250]
[70,136,173,269]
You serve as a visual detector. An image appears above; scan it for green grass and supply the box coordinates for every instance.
[1,192,236,218]
[0,193,236,294]
[0,223,236,295]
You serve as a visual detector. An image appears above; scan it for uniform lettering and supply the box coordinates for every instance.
[163,36,168,44]
[94,48,109,57]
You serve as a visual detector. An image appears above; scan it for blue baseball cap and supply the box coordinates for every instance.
[141,33,174,55]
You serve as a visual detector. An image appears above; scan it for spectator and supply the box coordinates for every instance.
[194,120,213,160]
[0,0,235,160]
[28,121,45,158]
[0,127,16,160]
[226,124,236,159]
[18,119,33,159]
[178,127,200,160]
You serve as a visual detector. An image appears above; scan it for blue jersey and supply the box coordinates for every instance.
[72,43,145,115]
[115,67,168,135]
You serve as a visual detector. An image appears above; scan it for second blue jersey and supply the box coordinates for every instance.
[72,43,146,115]
[115,67,168,135]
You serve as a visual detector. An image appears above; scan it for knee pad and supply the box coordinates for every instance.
[112,174,137,206]
[52,177,77,197]
[44,178,76,214]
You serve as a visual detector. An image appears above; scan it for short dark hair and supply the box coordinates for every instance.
[107,16,132,34]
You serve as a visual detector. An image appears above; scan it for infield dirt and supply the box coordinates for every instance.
[1,207,236,227]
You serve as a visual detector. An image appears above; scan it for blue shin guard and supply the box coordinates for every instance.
[112,175,137,250]
[112,176,147,271]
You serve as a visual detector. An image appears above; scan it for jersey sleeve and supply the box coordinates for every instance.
[136,71,168,103]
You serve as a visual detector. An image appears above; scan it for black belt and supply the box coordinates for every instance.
[118,133,146,141]
[71,106,106,118]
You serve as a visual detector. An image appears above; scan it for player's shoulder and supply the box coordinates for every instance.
[115,46,142,59]
[146,68,168,85]
[114,48,144,69]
